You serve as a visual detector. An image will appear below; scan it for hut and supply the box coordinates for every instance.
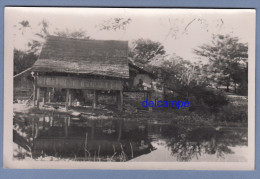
[31,36,129,110]
[127,61,154,90]
[123,61,155,110]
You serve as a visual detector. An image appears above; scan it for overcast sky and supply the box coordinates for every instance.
[5,7,255,62]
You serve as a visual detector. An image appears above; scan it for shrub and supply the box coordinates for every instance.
[216,104,248,123]
[190,87,228,112]
[163,86,228,112]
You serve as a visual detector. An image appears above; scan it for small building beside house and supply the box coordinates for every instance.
[127,61,154,90]
[123,61,155,109]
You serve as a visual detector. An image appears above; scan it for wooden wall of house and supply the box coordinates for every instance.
[37,76,123,91]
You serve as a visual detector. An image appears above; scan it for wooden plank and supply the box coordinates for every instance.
[37,76,123,90]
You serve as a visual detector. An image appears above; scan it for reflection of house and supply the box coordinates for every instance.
[13,67,33,100]
[31,114,153,160]
[31,36,155,110]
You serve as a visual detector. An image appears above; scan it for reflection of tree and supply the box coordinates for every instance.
[13,112,54,147]
[13,113,34,142]
[167,133,201,161]
[162,126,247,161]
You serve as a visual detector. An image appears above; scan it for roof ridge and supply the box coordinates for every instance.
[46,35,128,43]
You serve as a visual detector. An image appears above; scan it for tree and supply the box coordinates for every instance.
[14,19,92,75]
[148,53,208,101]
[96,18,132,31]
[129,38,166,65]
[54,28,90,39]
[27,19,51,54]
[151,54,208,90]
[17,20,31,35]
[148,53,229,110]
[13,48,38,75]
[194,34,248,93]
[26,19,91,54]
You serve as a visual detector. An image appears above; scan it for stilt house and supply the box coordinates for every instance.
[32,36,129,110]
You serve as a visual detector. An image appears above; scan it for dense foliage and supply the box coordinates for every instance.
[194,34,248,95]
[129,38,166,65]
[128,35,247,113]
[14,49,38,75]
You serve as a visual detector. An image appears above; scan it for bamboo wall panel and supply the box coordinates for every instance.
[37,76,123,90]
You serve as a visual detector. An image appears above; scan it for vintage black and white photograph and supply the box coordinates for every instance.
[4,7,255,170]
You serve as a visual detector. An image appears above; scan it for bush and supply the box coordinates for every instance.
[216,104,248,123]
[163,86,228,112]
[189,86,228,112]
[237,81,248,95]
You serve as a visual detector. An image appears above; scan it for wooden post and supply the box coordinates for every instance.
[93,90,97,109]
[68,116,71,126]
[42,116,46,130]
[68,90,72,106]
[51,115,54,127]
[48,88,51,103]
[35,121,39,139]
[48,115,51,127]
[65,89,69,111]
[36,87,40,108]
[117,90,123,111]
[33,75,37,106]
[42,88,46,105]
[120,90,123,110]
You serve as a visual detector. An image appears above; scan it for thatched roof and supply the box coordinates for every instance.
[128,60,155,78]
[32,36,129,78]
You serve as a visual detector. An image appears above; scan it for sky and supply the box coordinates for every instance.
[5,7,255,62]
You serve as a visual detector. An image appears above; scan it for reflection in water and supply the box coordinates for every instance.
[14,112,154,161]
[13,112,248,162]
[148,124,247,162]
[164,128,247,161]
